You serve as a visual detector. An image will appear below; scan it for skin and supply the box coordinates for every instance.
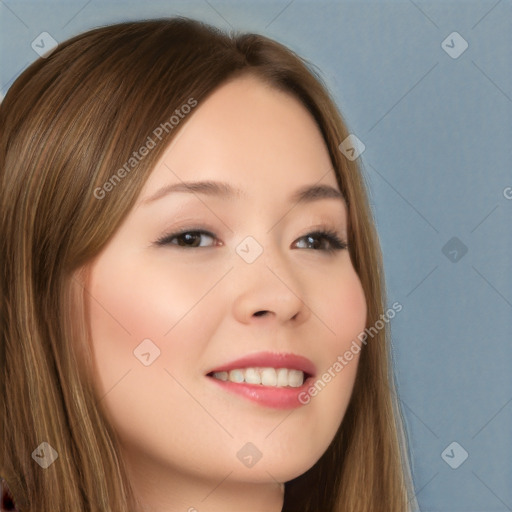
[82,75,367,512]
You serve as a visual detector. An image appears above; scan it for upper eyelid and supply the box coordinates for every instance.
[157,219,346,237]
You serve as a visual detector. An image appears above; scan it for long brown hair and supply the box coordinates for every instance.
[0,17,416,511]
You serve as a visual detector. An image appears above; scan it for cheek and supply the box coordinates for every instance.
[326,267,367,336]
[84,256,233,472]
[84,253,222,402]
[297,266,367,442]
[88,260,205,339]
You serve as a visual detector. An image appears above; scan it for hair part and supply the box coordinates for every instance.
[0,17,415,511]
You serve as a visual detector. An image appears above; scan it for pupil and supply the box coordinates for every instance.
[308,236,320,249]
[183,233,199,247]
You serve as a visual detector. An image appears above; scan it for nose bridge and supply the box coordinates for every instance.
[234,224,293,282]
[231,226,309,324]
[231,194,287,267]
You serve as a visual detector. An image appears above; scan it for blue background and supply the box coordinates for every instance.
[1,1,511,510]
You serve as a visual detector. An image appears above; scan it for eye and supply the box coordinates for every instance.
[155,229,218,248]
[294,229,348,254]
[154,227,348,253]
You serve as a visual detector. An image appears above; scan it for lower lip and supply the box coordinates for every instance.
[206,375,313,409]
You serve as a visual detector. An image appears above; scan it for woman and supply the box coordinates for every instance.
[0,17,416,511]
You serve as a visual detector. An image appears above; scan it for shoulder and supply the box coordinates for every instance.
[1,477,19,512]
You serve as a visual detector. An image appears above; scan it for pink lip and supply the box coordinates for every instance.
[206,351,316,410]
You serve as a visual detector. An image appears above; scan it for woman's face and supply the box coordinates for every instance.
[84,75,366,500]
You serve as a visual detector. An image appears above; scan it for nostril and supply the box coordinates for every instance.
[254,310,269,317]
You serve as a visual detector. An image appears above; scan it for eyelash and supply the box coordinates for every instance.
[154,226,348,254]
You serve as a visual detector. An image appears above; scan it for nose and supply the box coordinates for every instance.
[231,243,311,327]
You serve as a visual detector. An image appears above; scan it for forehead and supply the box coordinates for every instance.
[139,75,339,204]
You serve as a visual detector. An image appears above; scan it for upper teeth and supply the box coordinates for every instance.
[212,368,305,387]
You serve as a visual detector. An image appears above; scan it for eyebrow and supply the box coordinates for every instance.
[141,180,345,205]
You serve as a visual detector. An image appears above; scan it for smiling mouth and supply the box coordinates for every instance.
[207,367,312,388]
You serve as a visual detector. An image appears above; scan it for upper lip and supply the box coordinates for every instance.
[206,351,316,378]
